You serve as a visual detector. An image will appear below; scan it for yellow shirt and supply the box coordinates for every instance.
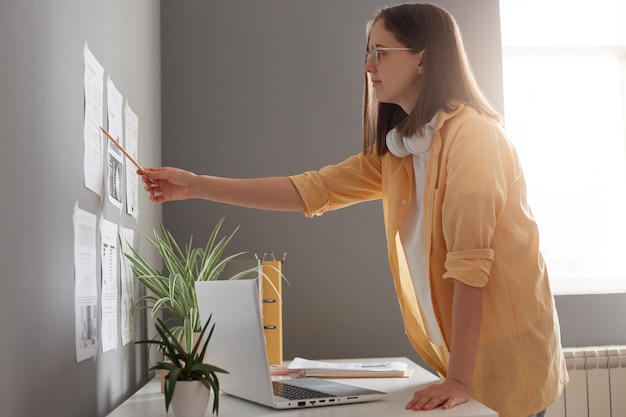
[289,104,568,417]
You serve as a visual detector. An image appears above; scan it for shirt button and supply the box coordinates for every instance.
[401,199,407,205]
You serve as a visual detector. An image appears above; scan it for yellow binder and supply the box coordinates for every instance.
[261,260,283,366]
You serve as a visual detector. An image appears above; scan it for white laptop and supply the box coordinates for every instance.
[195,280,387,409]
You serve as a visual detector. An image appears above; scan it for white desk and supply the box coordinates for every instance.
[106,358,497,417]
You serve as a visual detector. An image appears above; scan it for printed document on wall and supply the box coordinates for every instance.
[100,217,119,352]
[83,44,104,196]
[73,203,98,362]
[124,103,140,219]
[119,227,135,345]
[106,77,124,209]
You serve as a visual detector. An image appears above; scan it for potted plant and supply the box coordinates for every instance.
[136,315,228,416]
[123,217,259,347]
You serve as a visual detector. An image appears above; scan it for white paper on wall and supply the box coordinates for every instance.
[73,203,98,362]
[106,77,124,209]
[119,227,135,345]
[100,217,119,352]
[124,103,140,219]
[83,44,104,196]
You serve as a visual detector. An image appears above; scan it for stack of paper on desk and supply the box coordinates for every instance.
[287,358,412,378]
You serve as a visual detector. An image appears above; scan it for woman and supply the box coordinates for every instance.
[139,4,567,416]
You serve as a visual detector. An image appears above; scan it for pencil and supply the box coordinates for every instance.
[99,127,145,173]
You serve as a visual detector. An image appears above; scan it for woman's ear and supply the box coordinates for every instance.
[416,49,426,75]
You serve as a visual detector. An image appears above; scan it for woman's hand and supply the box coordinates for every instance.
[406,280,482,411]
[406,378,470,411]
[139,167,197,203]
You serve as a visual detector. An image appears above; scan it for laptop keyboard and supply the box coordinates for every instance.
[272,381,337,400]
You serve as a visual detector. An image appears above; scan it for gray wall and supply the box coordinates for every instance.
[161,0,626,373]
[0,1,162,416]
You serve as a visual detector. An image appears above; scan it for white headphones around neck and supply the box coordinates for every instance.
[386,111,440,157]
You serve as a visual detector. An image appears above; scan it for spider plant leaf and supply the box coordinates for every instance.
[137,275,170,297]
[183,318,193,355]
[152,297,172,317]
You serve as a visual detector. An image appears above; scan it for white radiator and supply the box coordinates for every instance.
[547,346,626,417]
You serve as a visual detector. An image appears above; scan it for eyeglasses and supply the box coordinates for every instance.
[365,44,415,65]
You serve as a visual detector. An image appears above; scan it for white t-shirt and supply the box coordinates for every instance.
[386,113,442,346]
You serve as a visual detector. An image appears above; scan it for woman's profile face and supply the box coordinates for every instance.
[365,19,424,113]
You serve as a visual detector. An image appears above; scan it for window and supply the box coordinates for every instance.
[500,0,626,294]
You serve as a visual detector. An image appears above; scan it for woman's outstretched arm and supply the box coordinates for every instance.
[139,167,305,212]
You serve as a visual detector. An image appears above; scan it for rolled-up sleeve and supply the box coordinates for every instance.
[443,249,494,287]
[289,171,331,217]
[289,153,383,218]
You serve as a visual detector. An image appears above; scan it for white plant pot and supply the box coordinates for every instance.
[170,380,211,417]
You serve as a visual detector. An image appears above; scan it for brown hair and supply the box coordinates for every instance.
[363,3,501,155]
